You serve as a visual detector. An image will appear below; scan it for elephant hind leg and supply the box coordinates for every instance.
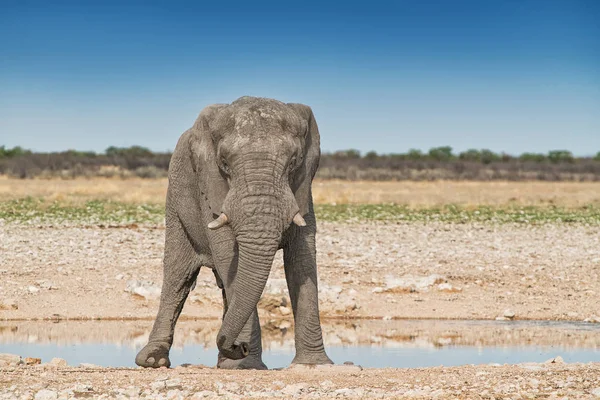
[135,213,203,368]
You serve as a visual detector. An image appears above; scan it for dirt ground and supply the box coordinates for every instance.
[1,222,599,322]
[2,361,600,399]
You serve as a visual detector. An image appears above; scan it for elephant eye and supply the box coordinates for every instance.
[289,154,302,172]
[220,158,231,175]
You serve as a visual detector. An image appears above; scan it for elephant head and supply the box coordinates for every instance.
[190,96,320,359]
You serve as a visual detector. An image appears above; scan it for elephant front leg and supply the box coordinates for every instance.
[135,217,201,368]
[213,269,267,370]
[283,225,333,365]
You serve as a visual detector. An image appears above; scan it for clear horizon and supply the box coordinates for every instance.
[1,0,599,156]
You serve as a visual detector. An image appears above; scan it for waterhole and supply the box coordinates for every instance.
[1,320,599,368]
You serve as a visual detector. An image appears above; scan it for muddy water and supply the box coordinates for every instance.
[1,320,599,368]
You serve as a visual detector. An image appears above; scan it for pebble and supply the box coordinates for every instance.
[48,358,68,367]
[165,379,182,389]
[0,299,18,310]
[28,286,40,294]
[34,390,57,400]
[279,306,291,316]
[125,279,161,300]
[384,274,444,292]
[0,353,22,366]
[503,309,516,319]
[25,357,41,365]
[191,391,217,398]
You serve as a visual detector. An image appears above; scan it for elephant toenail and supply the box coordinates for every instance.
[158,358,167,366]
[146,357,155,364]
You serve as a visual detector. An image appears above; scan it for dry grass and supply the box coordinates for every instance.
[1,176,600,208]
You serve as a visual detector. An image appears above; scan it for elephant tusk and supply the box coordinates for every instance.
[208,213,229,229]
[292,212,307,227]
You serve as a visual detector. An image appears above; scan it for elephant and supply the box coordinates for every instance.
[135,96,333,370]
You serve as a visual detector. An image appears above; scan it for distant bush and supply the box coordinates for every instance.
[1,144,599,181]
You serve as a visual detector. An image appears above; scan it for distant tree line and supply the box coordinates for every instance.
[1,145,600,181]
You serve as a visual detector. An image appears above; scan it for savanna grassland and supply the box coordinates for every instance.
[2,176,600,399]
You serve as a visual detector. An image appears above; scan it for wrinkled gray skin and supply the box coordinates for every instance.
[135,97,333,369]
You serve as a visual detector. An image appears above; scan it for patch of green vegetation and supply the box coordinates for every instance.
[0,197,164,225]
[315,204,600,225]
[1,198,599,225]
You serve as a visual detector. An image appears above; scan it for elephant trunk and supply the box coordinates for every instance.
[216,217,281,359]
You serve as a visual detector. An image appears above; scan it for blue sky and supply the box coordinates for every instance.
[1,0,599,155]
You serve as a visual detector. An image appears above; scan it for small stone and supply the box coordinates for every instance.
[25,357,41,365]
[584,316,600,323]
[0,299,18,310]
[544,356,564,364]
[151,381,166,391]
[281,383,308,396]
[115,274,124,280]
[503,309,516,319]
[79,363,100,368]
[34,390,58,400]
[48,358,68,367]
[28,286,40,293]
[165,379,182,389]
[495,316,509,321]
[125,279,161,300]
[224,382,240,392]
[0,353,22,366]
[279,306,291,316]
[191,391,217,399]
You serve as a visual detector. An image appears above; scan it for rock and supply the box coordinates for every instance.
[38,281,57,290]
[279,306,291,316]
[383,274,444,293]
[125,279,161,300]
[495,316,509,321]
[503,309,516,319]
[544,356,564,364]
[584,316,600,323]
[48,358,68,367]
[28,286,40,293]
[115,274,124,280]
[79,363,100,368]
[0,298,18,310]
[437,283,462,292]
[166,389,184,399]
[71,384,93,394]
[288,363,363,372]
[25,357,41,365]
[281,383,308,396]
[151,380,166,391]
[191,391,217,399]
[165,379,182,389]
[34,390,58,400]
[264,278,288,295]
[0,353,22,366]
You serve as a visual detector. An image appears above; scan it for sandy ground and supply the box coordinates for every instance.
[2,361,600,399]
[2,220,600,398]
[1,222,599,322]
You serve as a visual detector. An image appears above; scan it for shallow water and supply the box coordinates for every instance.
[1,320,599,368]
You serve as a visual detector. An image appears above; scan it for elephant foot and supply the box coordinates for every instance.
[291,351,333,365]
[217,353,268,370]
[135,342,171,368]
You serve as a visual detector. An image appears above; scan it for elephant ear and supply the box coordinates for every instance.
[189,103,230,216]
[287,103,321,217]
